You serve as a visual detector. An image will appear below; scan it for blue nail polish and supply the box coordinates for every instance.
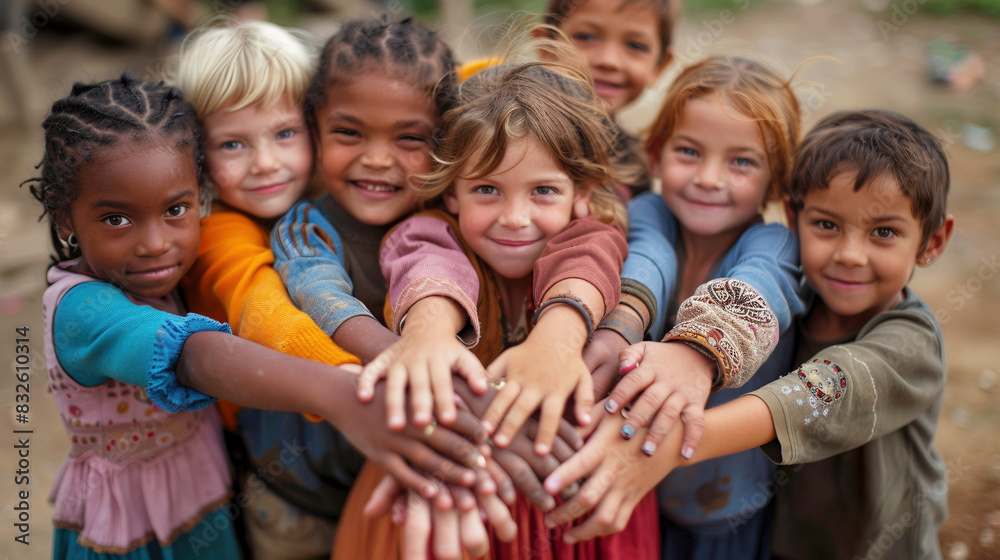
[604,400,618,414]
[621,425,635,439]
[641,441,657,456]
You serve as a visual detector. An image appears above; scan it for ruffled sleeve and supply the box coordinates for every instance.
[53,282,231,412]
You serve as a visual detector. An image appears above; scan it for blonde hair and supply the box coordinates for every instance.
[174,18,316,117]
[646,55,801,202]
[421,25,628,230]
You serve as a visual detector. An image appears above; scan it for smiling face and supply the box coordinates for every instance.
[656,96,773,243]
[445,136,588,281]
[62,142,201,299]
[202,95,312,219]
[558,0,667,114]
[797,171,928,325]
[314,72,436,226]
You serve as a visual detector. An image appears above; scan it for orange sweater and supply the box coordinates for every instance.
[181,208,359,428]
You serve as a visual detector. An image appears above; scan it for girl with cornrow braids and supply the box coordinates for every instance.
[28,72,501,560]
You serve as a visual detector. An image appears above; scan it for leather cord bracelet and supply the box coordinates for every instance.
[533,294,595,343]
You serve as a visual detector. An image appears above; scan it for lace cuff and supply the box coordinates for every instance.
[663,279,778,390]
[147,313,232,412]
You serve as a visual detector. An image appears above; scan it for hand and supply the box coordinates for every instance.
[482,305,593,456]
[359,296,489,430]
[584,328,631,400]
[604,341,713,457]
[542,406,680,543]
[334,381,488,499]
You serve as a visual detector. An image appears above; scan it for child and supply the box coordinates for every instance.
[545,109,953,560]
[27,72,490,560]
[28,73,242,559]
[374,44,662,559]
[571,55,806,557]
[545,0,679,198]
[172,19,363,560]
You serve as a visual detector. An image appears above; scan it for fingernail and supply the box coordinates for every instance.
[621,424,635,440]
[544,516,556,529]
[641,441,657,456]
[620,360,637,374]
[481,421,494,433]
[535,442,550,456]
[559,482,580,501]
[564,535,577,545]
[681,446,694,460]
[475,454,487,469]
[414,412,430,425]
[494,434,508,447]
[389,415,404,429]
[580,411,592,425]
[544,475,561,494]
[423,483,437,498]
[604,399,618,414]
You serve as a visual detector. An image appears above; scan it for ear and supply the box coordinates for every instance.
[55,215,74,240]
[648,145,662,179]
[918,213,954,267]
[783,196,798,233]
[572,189,592,219]
[444,189,460,215]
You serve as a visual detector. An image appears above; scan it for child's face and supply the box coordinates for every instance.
[655,96,772,240]
[445,136,588,280]
[202,95,312,219]
[314,72,436,226]
[558,0,667,114]
[797,171,927,321]
[63,142,201,299]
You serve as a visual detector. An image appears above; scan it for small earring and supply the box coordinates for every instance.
[924,256,931,265]
[59,233,78,249]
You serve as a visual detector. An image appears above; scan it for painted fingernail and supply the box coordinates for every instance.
[621,424,635,440]
[604,400,618,414]
[681,446,694,460]
[620,360,637,374]
[641,441,657,456]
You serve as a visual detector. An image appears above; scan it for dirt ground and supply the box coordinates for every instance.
[0,1,997,559]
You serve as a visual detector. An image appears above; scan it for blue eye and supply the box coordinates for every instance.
[734,157,756,168]
[276,129,295,140]
[677,147,698,157]
[221,140,243,151]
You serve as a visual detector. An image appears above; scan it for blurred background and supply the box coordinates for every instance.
[0,0,997,558]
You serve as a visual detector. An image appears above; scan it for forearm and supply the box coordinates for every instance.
[654,395,776,466]
[177,331,354,419]
[401,296,468,338]
[332,315,400,364]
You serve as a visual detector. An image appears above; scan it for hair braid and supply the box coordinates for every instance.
[22,72,206,262]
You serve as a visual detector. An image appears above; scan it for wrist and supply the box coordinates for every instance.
[533,294,595,344]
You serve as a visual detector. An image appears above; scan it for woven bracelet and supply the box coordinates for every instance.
[533,295,595,343]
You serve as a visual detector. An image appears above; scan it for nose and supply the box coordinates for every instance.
[591,41,622,71]
[359,142,393,169]
[693,158,725,190]
[833,233,868,267]
[498,198,531,229]
[136,222,171,257]
[251,143,281,175]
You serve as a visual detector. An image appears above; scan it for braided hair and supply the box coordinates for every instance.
[23,72,207,262]
[304,16,458,136]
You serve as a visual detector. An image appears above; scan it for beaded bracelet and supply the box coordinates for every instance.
[533,294,595,343]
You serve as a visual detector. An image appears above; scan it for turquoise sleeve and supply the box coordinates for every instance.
[52,282,232,412]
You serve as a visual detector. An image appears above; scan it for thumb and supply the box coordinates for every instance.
[617,342,648,375]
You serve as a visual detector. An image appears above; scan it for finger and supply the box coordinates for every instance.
[561,498,628,544]
[493,449,556,512]
[675,405,706,460]
[443,409,491,447]
[617,342,647,374]
[402,492,432,560]
[603,359,655,416]
[450,485,477,513]
[419,422,486,476]
[455,349,489,394]
[429,362,457,425]
[385,362,410,431]
[358,354,388,402]
[381,453,441,499]
[480,381,521,443]
[503,427,562,480]
[401,435,477,488]
[409,363,434,427]
[634,392,684,454]
[494,391,542,450]
[574,375,595,428]
[480,457,514,505]
[543,435,606,497]
[431,503,461,560]
[555,414,585,451]
[364,473,403,518]
[533,397,565,456]
[544,466,609,527]
[479,492,517,542]
[459,503,490,557]
[621,383,672,436]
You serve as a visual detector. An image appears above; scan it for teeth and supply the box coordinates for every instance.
[357,182,397,192]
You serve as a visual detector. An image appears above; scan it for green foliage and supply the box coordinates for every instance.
[922,0,1000,17]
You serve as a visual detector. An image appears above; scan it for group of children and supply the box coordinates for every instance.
[27,0,953,559]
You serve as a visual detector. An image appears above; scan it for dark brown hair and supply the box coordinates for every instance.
[788,109,949,249]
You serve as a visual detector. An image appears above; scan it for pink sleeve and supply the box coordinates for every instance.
[381,216,481,345]
[532,217,628,317]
